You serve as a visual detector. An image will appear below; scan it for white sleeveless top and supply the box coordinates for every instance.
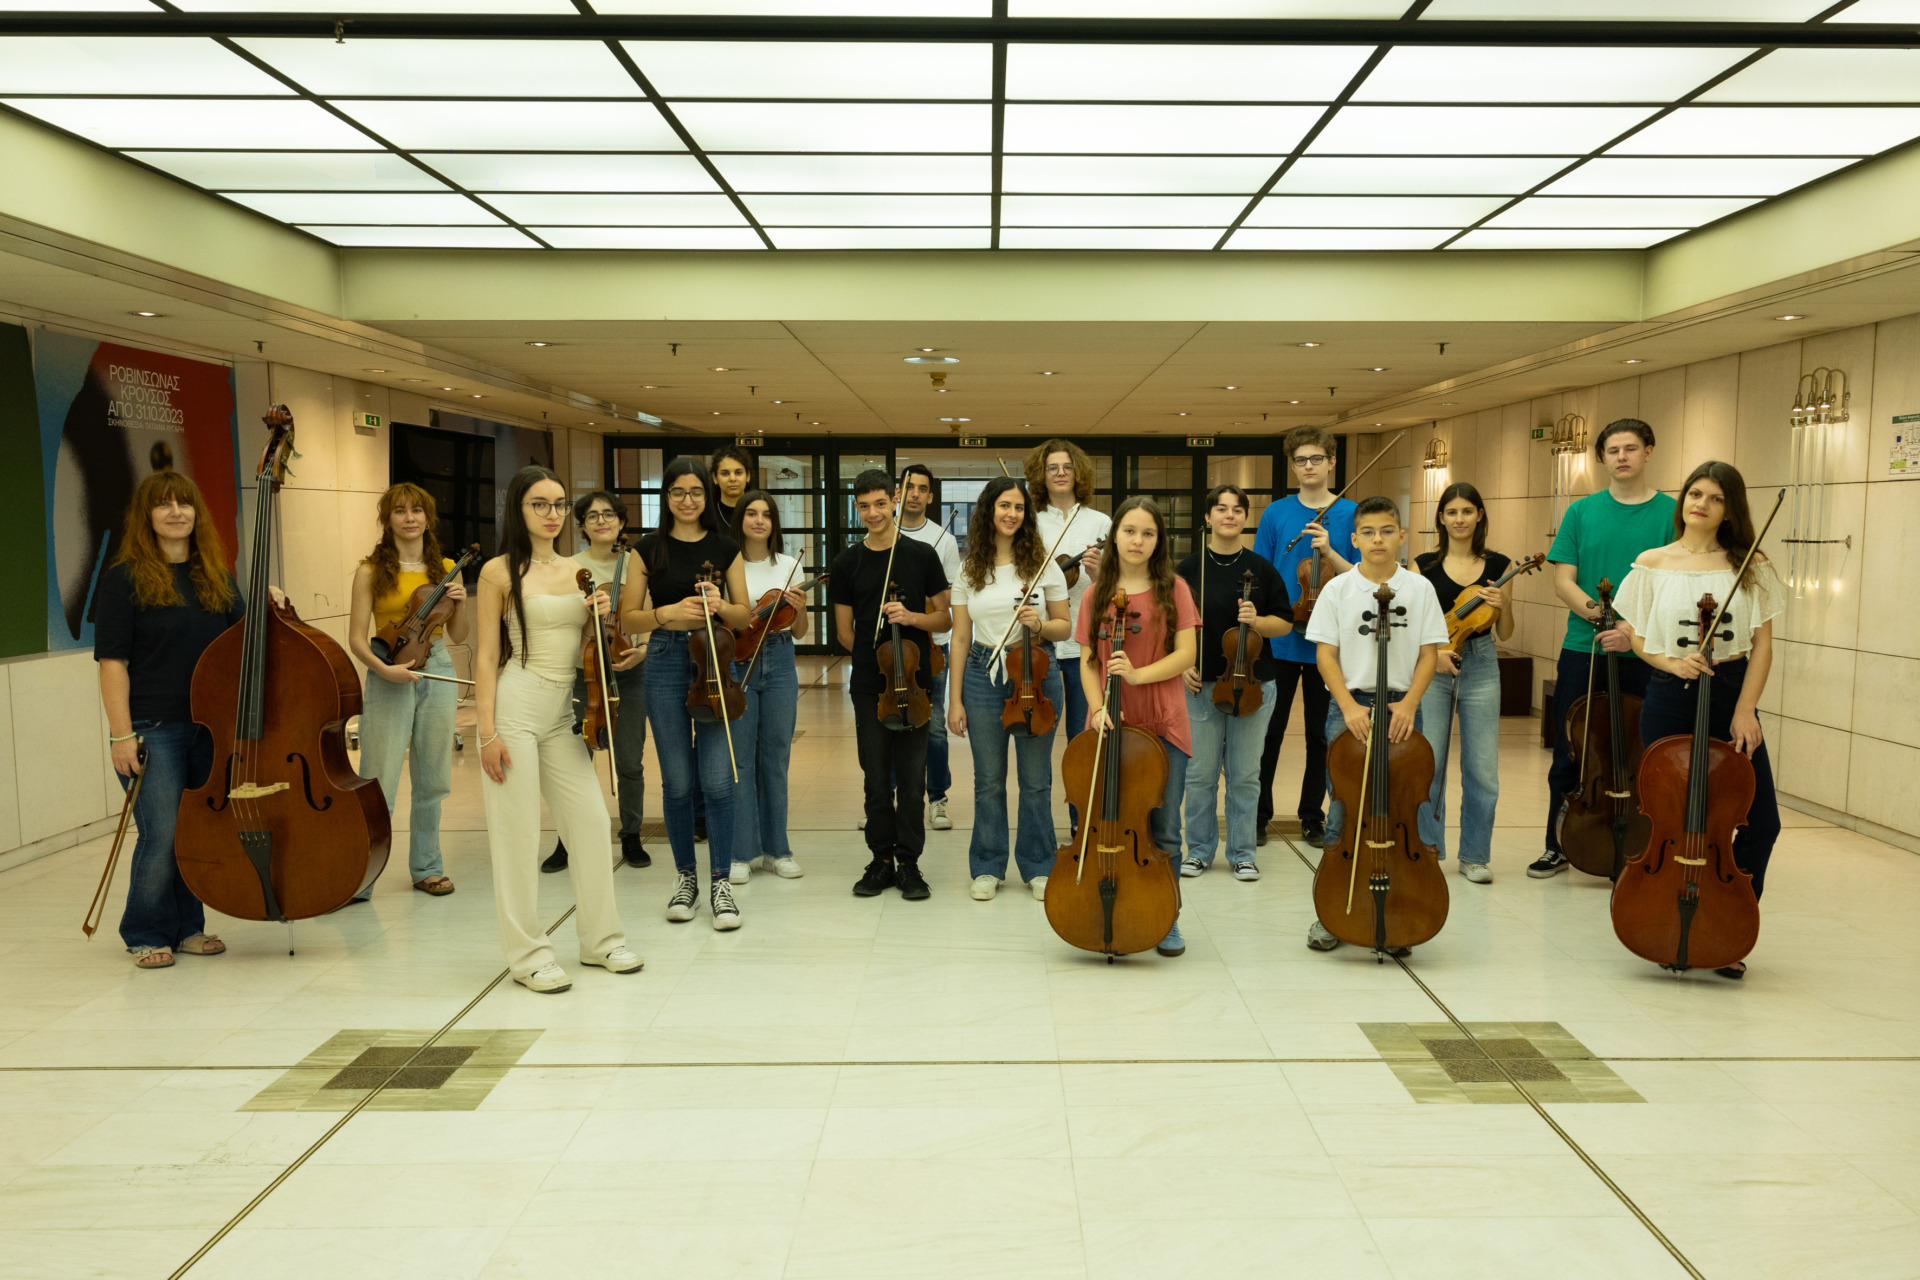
[509,592,590,682]
[1612,560,1786,660]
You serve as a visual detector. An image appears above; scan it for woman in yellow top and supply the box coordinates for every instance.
[348,483,470,900]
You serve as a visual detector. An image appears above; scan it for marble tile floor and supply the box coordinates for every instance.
[1,677,1915,1279]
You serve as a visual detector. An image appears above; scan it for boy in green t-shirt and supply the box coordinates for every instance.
[1531,419,1677,879]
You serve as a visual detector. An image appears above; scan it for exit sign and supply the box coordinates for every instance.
[957,437,988,447]
[1186,436,1214,448]
[360,413,381,428]
[735,435,762,446]
[1530,427,1546,440]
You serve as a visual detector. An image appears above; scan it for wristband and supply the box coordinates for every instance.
[110,731,138,743]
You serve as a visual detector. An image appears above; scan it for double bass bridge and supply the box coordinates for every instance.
[230,781,290,801]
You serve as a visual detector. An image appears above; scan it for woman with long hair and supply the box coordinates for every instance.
[1412,482,1514,885]
[1077,496,1200,957]
[94,470,247,968]
[948,476,1071,900]
[1614,459,1784,979]
[475,466,640,993]
[346,483,468,900]
[728,490,808,882]
[619,457,752,929]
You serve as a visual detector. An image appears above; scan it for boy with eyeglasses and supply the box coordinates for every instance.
[1025,439,1111,834]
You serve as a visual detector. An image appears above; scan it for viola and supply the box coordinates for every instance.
[1045,590,1179,958]
[1559,578,1649,881]
[1610,593,1761,972]
[1311,580,1448,957]
[1441,552,1545,654]
[684,559,745,725]
[999,582,1056,738]
[369,543,482,668]
[876,579,944,730]
[734,571,830,665]
[176,406,390,922]
[1210,569,1264,717]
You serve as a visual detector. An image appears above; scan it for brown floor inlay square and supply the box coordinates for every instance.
[242,1030,541,1112]
[1362,1022,1643,1106]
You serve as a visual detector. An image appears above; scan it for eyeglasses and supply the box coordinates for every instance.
[666,488,704,503]
[1291,454,1329,467]
[1044,464,1075,476]
[523,500,564,516]
[584,511,622,524]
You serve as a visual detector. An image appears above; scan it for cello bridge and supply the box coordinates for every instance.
[1365,840,1395,850]
[1096,843,1125,854]
[1605,789,1631,799]
[1673,855,1707,866]
[229,782,290,800]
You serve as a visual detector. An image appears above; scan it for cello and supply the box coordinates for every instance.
[999,581,1056,738]
[1210,569,1263,717]
[1558,578,1649,881]
[1311,581,1448,958]
[368,543,482,668]
[877,580,944,731]
[176,406,390,922]
[1045,591,1179,959]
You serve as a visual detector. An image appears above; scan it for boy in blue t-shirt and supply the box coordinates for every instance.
[1251,425,1357,847]
[1531,418,1678,879]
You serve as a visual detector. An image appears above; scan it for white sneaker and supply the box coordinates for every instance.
[1030,875,1048,902]
[666,870,699,922]
[1232,862,1261,882]
[515,963,571,993]
[710,880,742,931]
[582,947,643,974]
[1180,860,1204,878]
[729,861,750,885]
[970,875,1000,901]
[858,816,867,830]
[930,799,952,830]
[1459,862,1493,884]
[773,857,803,879]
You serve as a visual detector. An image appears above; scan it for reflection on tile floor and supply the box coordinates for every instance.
[1363,1022,1644,1105]
[243,1030,543,1112]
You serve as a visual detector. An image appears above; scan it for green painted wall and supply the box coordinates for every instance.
[0,323,48,659]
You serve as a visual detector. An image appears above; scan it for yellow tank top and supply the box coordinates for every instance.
[372,558,456,640]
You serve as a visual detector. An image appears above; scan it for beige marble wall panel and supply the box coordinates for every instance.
[277,485,347,626]
[1756,710,1783,775]
[1779,718,1851,812]
[1867,312,1920,480]
[13,652,108,844]
[268,365,339,493]
[1440,412,1476,488]
[1778,479,1863,653]
[1473,409,1506,500]
[1499,403,1531,502]
[335,380,389,496]
[1593,377,1639,431]
[1682,354,1739,471]
[1852,651,1920,750]
[1733,341,1803,489]
[1777,639,1856,730]
[389,389,432,427]
[1527,395,1559,499]
[570,428,601,492]
[1802,324,1878,486]
[1638,367,1689,493]
[1856,479,1920,660]
[1846,732,1920,835]
[0,666,19,853]
[1754,639,1785,717]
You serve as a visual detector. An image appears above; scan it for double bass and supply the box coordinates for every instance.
[176,406,390,922]
[368,543,482,668]
[1210,569,1263,717]
[1311,581,1448,958]
[1045,591,1180,959]
[1558,578,1649,881]
[999,581,1056,738]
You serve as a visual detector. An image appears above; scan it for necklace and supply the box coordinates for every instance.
[1680,539,1719,556]
[398,558,425,568]
[1205,546,1241,566]
[531,553,561,565]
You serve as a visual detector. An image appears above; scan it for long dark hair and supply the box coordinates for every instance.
[643,456,722,577]
[731,488,785,557]
[364,482,447,602]
[960,475,1044,593]
[495,464,562,668]
[1675,460,1762,592]
[1087,495,1178,652]
[1417,481,1488,571]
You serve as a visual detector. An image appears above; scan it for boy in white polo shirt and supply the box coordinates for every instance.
[1303,495,1448,952]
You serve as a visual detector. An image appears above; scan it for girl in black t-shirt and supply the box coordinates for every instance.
[620,457,752,931]
[1413,482,1516,885]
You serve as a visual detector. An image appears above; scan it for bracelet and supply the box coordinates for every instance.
[479,732,499,747]
[110,731,137,743]
[653,607,665,627]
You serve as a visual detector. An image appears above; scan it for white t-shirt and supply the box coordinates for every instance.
[898,515,961,646]
[740,551,802,614]
[1304,564,1447,693]
[1036,502,1112,659]
[951,559,1070,674]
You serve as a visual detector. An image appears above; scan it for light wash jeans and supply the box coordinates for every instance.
[645,629,736,878]
[117,719,212,951]
[732,632,798,865]
[1182,680,1277,868]
[358,637,456,885]
[1046,665,1093,830]
[1417,633,1500,865]
[959,641,1063,882]
[1323,691,1425,849]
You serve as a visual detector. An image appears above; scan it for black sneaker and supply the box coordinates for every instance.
[853,857,896,897]
[621,832,651,869]
[895,856,930,901]
[665,870,700,921]
[541,842,568,873]
[1527,850,1569,879]
[1299,818,1326,847]
[694,816,707,844]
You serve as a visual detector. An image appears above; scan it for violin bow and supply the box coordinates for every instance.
[739,553,804,688]
[983,504,1079,673]
[871,504,902,643]
[582,565,621,792]
[699,563,741,783]
[1697,488,1786,663]
[1280,428,1410,554]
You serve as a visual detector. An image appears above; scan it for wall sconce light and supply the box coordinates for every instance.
[1784,367,1854,598]
[1420,434,1450,551]
[1547,412,1587,537]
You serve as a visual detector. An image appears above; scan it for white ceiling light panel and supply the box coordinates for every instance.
[1005,104,1318,154]
[533,226,767,249]
[770,228,992,249]
[1001,194,1245,225]
[298,225,543,247]
[595,0,988,12]
[421,153,721,193]
[0,0,162,10]
[1248,194,1506,226]
[746,194,988,225]
[1011,1,1407,14]
[1831,0,1920,18]
[1311,106,1656,155]
[715,154,991,192]
[1486,195,1758,228]
[235,39,639,97]
[1615,107,1920,156]
[1005,43,1372,102]
[1539,156,1855,197]
[624,41,989,99]
[1448,227,1688,249]
[338,100,683,150]
[1,97,376,149]
[1273,155,1573,194]
[0,37,290,94]
[485,193,748,224]
[174,0,578,10]
[674,102,990,152]
[1702,50,1920,104]
[124,151,450,192]
[1421,0,1831,15]
[1357,46,1750,104]
[227,192,502,224]
[1002,154,1278,193]
[998,227,1220,248]
[1227,228,1453,250]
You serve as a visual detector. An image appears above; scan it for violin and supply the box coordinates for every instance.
[1293,549,1337,625]
[1311,580,1448,957]
[1045,591,1180,959]
[999,581,1056,738]
[734,571,829,665]
[369,543,482,668]
[176,406,390,922]
[1210,569,1263,717]
[684,559,746,725]
[575,552,631,753]
[876,579,944,730]
[1559,578,1649,881]
[1441,552,1545,654]
[1610,591,1762,973]
[1055,537,1108,590]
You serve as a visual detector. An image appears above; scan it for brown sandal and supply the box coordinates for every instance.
[413,876,455,896]
[131,946,174,969]
[176,934,226,956]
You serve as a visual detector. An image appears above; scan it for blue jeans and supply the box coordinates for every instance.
[1546,646,1651,855]
[1323,692,1424,848]
[117,720,212,951]
[358,637,456,886]
[959,642,1062,882]
[1183,680,1277,868]
[571,662,647,836]
[1417,635,1501,865]
[887,643,952,803]
[1047,665,1093,830]
[644,630,737,878]
[732,633,797,864]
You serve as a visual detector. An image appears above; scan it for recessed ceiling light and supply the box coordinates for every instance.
[938,417,971,423]
[771,400,785,404]
[811,421,821,425]
[642,384,656,389]
[1177,412,1188,417]
[441,387,456,391]
[1440,402,1458,406]
[1298,341,1321,348]
[362,368,388,373]
[917,347,937,353]
[1365,367,1389,373]
[130,310,162,318]
[711,411,722,415]
[470,394,484,399]
[904,356,959,365]
[1224,386,1239,390]
[1039,371,1056,376]
[1621,358,1645,364]
[1773,314,1805,321]
[936,388,949,393]
[526,341,551,348]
